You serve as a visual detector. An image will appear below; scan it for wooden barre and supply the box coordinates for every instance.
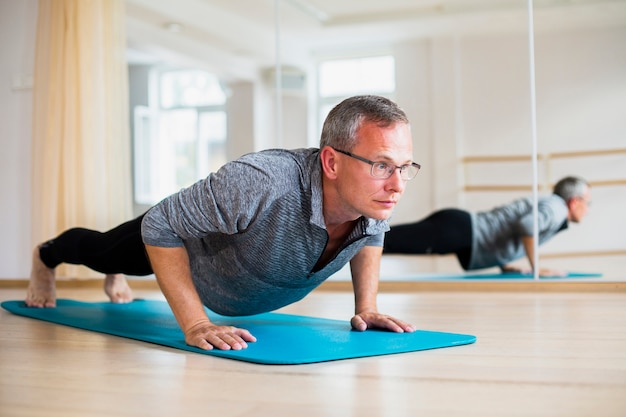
[548,148,626,159]
[462,155,534,163]
[462,148,626,163]
[464,185,539,192]
[540,249,626,259]
[589,179,626,187]
[464,179,626,192]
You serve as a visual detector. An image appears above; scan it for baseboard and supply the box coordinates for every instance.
[2,278,625,292]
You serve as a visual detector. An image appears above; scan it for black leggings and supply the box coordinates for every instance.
[383,208,473,270]
[39,214,153,276]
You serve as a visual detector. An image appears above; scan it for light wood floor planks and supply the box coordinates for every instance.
[1,285,625,417]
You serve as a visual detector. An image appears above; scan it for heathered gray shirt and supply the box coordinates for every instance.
[142,148,387,316]
[468,194,569,270]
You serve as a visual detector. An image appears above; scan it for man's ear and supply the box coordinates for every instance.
[567,197,580,210]
[565,197,578,220]
[320,146,339,179]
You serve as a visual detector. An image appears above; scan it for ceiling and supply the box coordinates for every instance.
[125,0,626,81]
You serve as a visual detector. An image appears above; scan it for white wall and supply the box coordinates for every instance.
[0,0,624,278]
[0,0,38,278]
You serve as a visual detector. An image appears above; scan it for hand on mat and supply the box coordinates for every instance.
[350,312,416,333]
[502,265,567,277]
[185,320,257,350]
[537,268,568,277]
[501,265,531,274]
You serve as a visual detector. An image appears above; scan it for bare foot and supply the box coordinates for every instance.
[25,246,57,308]
[104,274,133,303]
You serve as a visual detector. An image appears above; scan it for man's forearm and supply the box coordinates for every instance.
[144,244,212,332]
[350,246,381,314]
[521,236,536,271]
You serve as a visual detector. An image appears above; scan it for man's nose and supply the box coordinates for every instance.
[386,168,406,193]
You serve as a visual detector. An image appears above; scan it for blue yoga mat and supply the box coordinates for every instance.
[459,271,603,280]
[381,271,603,281]
[1,299,476,365]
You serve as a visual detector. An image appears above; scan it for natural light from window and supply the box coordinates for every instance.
[134,70,228,206]
[319,55,395,98]
[317,55,396,137]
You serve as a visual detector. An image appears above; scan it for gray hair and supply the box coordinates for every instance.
[553,176,589,201]
[319,95,409,150]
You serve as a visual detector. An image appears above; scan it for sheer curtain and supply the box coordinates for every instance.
[31,0,132,278]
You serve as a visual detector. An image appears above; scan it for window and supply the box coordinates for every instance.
[160,70,227,108]
[134,70,228,206]
[317,55,396,134]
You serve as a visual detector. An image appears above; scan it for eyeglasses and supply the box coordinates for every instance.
[333,148,421,180]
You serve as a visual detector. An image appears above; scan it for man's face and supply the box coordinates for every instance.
[333,121,414,221]
[569,188,591,223]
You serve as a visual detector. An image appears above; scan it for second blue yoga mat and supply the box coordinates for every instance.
[377,271,603,281]
[1,299,476,365]
[459,271,602,280]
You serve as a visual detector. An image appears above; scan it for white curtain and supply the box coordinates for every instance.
[31,0,132,278]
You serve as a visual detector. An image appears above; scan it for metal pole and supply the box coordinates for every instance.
[527,0,540,281]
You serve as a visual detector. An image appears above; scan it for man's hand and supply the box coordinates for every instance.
[184,319,257,350]
[501,264,531,274]
[537,268,567,277]
[501,264,567,277]
[350,311,416,333]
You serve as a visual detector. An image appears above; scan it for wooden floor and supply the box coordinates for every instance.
[1,283,626,417]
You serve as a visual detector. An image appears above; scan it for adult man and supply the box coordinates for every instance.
[383,176,591,276]
[26,95,420,350]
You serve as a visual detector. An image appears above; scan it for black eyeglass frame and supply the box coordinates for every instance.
[333,148,421,180]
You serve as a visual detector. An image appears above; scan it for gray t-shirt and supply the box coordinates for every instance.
[469,194,569,270]
[142,148,387,316]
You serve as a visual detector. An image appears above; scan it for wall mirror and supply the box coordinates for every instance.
[125,0,626,280]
